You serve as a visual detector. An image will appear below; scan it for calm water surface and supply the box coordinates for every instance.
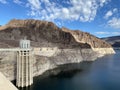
[19,50,120,90]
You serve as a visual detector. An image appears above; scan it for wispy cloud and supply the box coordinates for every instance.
[104,10,113,19]
[13,0,23,5]
[0,0,7,4]
[107,17,120,29]
[26,0,110,22]
[27,0,41,10]
[95,31,110,35]
[95,31,120,35]
[104,8,118,19]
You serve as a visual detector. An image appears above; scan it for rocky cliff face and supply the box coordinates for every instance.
[62,27,111,48]
[0,19,115,81]
[0,19,91,48]
[0,19,113,49]
[0,49,97,81]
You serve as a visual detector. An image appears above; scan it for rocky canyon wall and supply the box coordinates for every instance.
[0,19,115,81]
[0,48,101,81]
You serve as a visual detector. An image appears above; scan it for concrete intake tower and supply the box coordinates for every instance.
[16,39,34,87]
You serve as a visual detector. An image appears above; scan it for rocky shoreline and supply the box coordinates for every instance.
[0,47,115,81]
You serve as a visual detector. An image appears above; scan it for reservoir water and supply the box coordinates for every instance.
[19,50,120,90]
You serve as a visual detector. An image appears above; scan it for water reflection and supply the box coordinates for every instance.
[18,86,33,90]
[41,61,93,78]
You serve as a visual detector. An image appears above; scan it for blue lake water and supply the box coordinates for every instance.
[19,50,120,90]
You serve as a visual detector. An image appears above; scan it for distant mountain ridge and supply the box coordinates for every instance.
[102,36,120,48]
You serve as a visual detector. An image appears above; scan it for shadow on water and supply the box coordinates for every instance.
[31,62,94,90]
[12,50,120,90]
[38,61,94,79]
[12,61,94,90]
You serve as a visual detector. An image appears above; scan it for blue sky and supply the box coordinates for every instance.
[0,0,120,38]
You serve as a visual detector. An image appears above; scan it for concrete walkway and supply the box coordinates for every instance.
[0,72,18,90]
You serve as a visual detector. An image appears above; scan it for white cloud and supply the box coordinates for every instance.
[108,17,120,29]
[113,8,118,12]
[99,0,110,6]
[95,31,120,35]
[0,0,7,4]
[26,0,110,22]
[112,32,120,35]
[104,8,118,19]
[104,10,113,19]
[13,0,23,5]
[27,0,41,10]
[95,31,110,35]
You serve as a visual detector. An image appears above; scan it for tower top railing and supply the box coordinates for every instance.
[20,38,30,49]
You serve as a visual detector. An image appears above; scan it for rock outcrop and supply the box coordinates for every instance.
[0,19,115,81]
[62,27,115,56]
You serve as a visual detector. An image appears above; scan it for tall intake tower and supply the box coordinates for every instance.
[16,38,34,87]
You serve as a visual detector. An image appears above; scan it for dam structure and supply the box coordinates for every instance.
[0,39,34,87]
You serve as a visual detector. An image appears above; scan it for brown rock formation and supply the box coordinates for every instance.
[62,27,111,48]
[0,19,111,49]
